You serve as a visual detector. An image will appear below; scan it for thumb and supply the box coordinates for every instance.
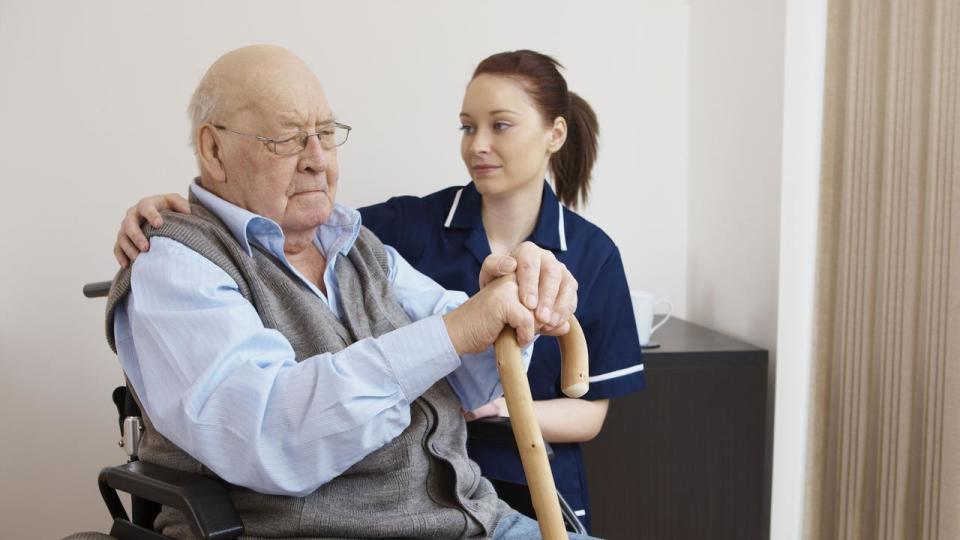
[480,255,518,288]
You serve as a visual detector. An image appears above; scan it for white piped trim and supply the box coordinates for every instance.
[558,202,567,251]
[444,188,464,228]
[588,363,645,383]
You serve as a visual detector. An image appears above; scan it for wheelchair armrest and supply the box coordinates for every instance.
[98,461,243,540]
[83,281,112,298]
[466,416,555,461]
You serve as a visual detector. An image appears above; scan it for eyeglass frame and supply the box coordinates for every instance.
[212,121,352,155]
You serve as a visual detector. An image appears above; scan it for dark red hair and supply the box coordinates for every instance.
[472,50,599,208]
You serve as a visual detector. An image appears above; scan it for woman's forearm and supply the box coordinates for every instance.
[532,398,610,443]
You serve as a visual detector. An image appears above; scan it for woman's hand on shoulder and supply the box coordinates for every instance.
[115,193,191,268]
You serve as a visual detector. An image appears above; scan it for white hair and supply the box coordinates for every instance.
[187,70,223,151]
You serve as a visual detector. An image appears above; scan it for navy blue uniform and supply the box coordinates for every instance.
[360,181,645,531]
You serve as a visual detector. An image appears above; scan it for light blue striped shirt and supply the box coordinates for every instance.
[113,182,530,496]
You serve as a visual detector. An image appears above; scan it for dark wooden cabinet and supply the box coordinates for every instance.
[583,318,768,539]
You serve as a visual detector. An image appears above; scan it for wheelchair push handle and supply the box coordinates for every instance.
[494,316,589,540]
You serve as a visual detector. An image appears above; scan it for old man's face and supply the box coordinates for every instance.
[209,50,340,235]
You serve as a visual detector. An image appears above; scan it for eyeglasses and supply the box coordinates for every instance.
[213,122,352,155]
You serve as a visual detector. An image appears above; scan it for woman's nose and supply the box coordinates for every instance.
[469,129,491,154]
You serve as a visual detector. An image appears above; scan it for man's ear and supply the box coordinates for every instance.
[547,116,568,154]
[197,124,227,183]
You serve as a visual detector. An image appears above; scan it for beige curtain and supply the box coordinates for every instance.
[807,0,960,538]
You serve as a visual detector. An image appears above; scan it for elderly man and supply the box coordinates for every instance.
[103,45,593,539]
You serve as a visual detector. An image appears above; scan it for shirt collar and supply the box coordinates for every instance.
[189,180,361,259]
[443,180,568,252]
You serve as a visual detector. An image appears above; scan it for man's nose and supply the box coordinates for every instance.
[298,134,328,174]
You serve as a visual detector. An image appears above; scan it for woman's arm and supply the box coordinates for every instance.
[467,397,610,443]
[535,397,610,443]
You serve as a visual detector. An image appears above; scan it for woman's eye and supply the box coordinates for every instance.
[493,121,511,131]
[459,124,475,134]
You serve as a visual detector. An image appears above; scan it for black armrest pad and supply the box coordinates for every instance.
[83,281,112,298]
[466,417,555,461]
[99,461,243,540]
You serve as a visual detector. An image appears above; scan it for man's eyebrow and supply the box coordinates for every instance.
[276,114,335,129]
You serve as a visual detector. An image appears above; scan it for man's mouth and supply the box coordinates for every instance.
[293,188,327,196]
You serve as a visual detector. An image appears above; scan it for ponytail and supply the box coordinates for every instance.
[551,91,599,208]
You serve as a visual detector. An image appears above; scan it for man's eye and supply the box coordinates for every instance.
[276,135,300,145]
[459,125,475,134]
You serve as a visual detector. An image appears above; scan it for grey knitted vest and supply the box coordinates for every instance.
[104,201,512,539]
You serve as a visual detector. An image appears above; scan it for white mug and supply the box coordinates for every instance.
[631,291,673,346]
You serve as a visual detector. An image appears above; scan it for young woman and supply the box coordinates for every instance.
[114,50,644,532]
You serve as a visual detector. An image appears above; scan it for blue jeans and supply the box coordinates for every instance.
[492,512,601,539]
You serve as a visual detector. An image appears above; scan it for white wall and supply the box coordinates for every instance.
[770,0,827,538]
[0,1,689,537]
[686,2,829,540]
[687,0,788,538]
[687,0,786,352]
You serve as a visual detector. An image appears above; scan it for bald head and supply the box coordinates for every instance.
[188,45,329,151]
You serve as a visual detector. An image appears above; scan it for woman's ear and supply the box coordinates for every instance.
[548,116,568,154]
[197,124,228,184]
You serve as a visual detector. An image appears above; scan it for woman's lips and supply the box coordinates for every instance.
[472,165,501,176]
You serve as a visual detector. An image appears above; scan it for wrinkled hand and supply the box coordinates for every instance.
[463,397,509,422]
[443,274,536,355]
[114,193,191,268]
[478,241,577,336]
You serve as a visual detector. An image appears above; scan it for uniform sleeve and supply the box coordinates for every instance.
[359,197,430,266]
[579,247,646,400]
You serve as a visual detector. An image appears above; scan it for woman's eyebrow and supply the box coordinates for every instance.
[459,109,520,117]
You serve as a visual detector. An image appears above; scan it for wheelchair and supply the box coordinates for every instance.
[68,281,587,539]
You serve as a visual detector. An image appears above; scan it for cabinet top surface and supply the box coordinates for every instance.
[643,317,767,361]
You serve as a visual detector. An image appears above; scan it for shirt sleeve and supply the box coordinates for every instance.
[580,247,646,399]
[383,245,534,411]
[115,237,462,497]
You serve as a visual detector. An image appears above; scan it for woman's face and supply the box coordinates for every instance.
[459,74,562,199]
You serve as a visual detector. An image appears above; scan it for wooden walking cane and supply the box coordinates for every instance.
[494,317,589,540]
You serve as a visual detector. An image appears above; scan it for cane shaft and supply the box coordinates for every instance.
[495,328,568,540]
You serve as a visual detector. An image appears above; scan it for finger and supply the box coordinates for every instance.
[139,202,165,229]
[538,320,571,337]
[122,210,151,252]
[114,243,130,268]
[535,259,564,325]
[166,194,192,215]
[512,244,542,310]
[504,298,536,346]
[479,254,517,288]
[117,234,142,265]
[550,269,578,327]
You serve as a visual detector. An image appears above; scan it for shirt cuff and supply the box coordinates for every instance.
[380,314,462,401]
